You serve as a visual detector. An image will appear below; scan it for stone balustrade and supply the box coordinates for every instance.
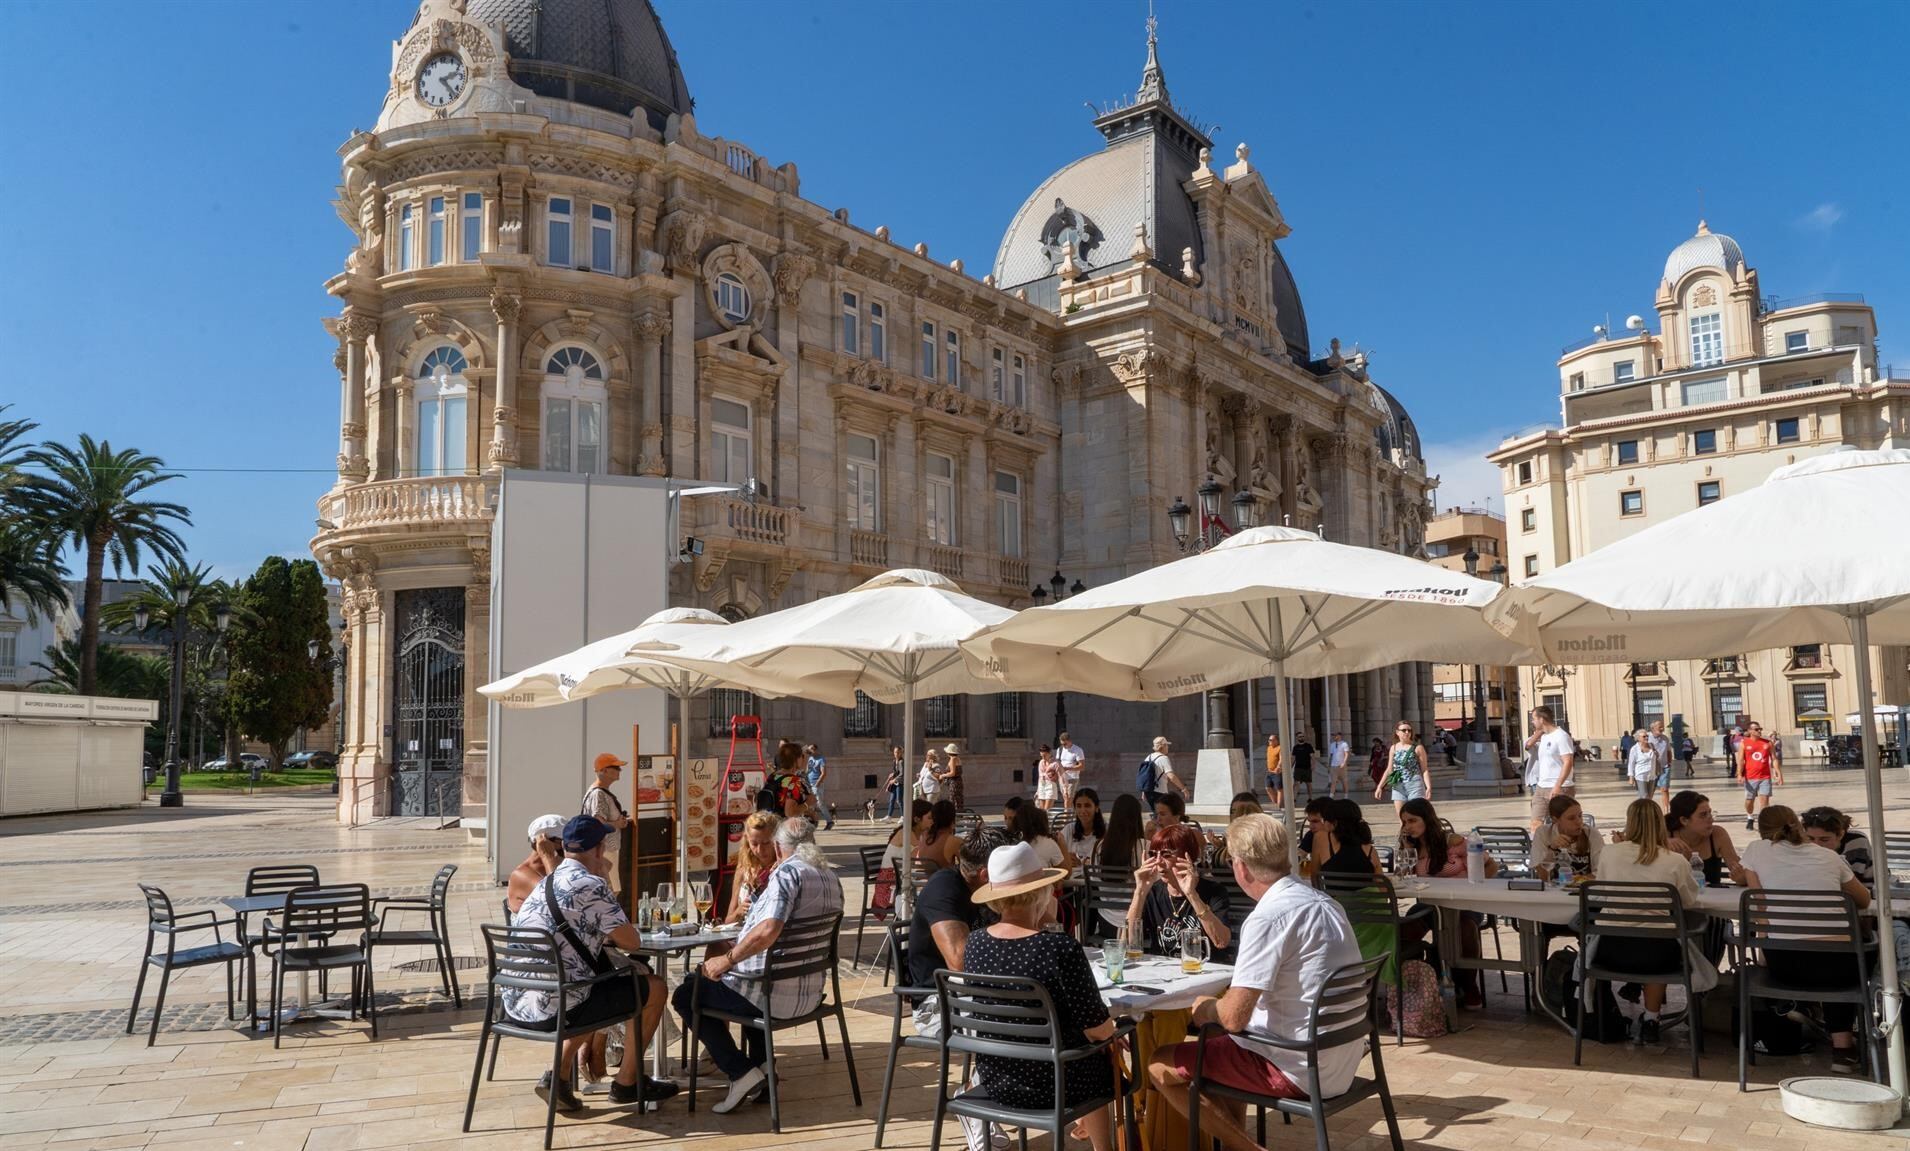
[720,498,792,547]
[321,475,495,534]
[922,543,964,580]
[850,530,889,569]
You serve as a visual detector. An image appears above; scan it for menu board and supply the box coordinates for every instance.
[682,757,721,872]
[635,754,674,816]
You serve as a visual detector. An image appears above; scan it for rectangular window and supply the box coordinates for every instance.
[589,204,613,272]
[1785,331,1808,354]
[1520,508,1536,533]
[995,471,1022,557]
[1523,554,1539,578]
[461,192,482,261]
[543,396,571,473]
[1792,644,1824,669]
[869,301,885,362]
[710,397,751,484]
[991,348,1005,402]
[920,321,936,378]
[1636,690,1665,722]
[1542,692,1569,733]
[1616,440,1639,465]
[923,695,960,739]
[546,197,572,267]
[1569,372,1585,391]
[841,291,860,356]
[0,633,14,669]
[843,690,881,738]
[1681,377,1728,406]
[1697,480,1721,506]
[846,433,879,531]
[427,196,446,266]
[1619,489,1644,516]
[945,329,961,387]
[1710,687,1743,735]
[1775,417,1800,444]
[1517,461,1533,485]
[708,689,759,738]
[995,693,1026,739]
[1012,354,1026,406]
[1688,312,1723,366]
[1612,361,1635,382]
[1793,682,1830,738]
[398,204,414,271]
[1692,428,1717,454]
[925,452,956,545]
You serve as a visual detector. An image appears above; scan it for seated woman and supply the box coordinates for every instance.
[1396,797,1495,1007]
[1665,790,1739,888]
[1534,793,1601,882]
[914,800,961,874]
[1124,824,1233,962]
[1801,805,1875,886]
[1150,790,1188,834]
[1013,798,1077,872]
[1301,798,1382,878]
[1001,795,1026,835]
[1595,799,1700,1045]
[1065,788,1105,875]
[1093,794,1148,937]
[963,843,1125,1151]
[1734,805,1873,1075]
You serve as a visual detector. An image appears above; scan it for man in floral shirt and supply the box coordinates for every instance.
[508,815,675,1112]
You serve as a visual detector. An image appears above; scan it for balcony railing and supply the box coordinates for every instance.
[1763,292,1864,312]
[322,475,494,533]
[850,529,889,568]
[719,499,791,548]
[922,543,964,580]
[995,555,1029,591]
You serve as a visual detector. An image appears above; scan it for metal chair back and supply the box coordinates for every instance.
[280,884,373,939]
[1473,825,1533,874]
[480,923,567,1005]
[1578,880,1686,947]
[427,862,458,911]
[1050,808,1072,835]
[936,969,1060,1063]
[1318,872,1402,929]
[1738,888,1867,959]
[1303,954,1388,1056]
[760,911,843,986]
[954,809,984,838]
[137,883,179,928]
[247,865,321,897]
[1882,830,1910,876]
[1081,863,1136,944]
[858,844,888,881]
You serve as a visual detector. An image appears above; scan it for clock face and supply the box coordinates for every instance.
[417,53,467,108]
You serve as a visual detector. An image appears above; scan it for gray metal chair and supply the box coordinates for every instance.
[259,883,376,1049]
[1573,881,1704,1077]
[854,844,890,969]
[1080,863,1136,946]
[686,911,859,1132]
[1737,889,1879,1090]
[370,862,461,1006]
[1318,873,1407,1047]
[875,920,940,1148]
[1186,954,1403,1151]
[463,924,648,1150]
[928,969,1140,1151]
[1882,829,1910,876]
[240,864,327,1004]
[127,883,246,1046]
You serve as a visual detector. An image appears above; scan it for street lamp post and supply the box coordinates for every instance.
[1462,546,1486,745]
[145,583,192,808]
[1030,571,1088,741]
[1166,476,1260,748]
[1489,560,1507,750]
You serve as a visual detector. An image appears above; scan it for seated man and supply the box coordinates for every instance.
[672,816,844,1113]
[506,813,567,915]
[908,828,1003,1023]
[1148,813,1363,1151]
[506,815,677,1112]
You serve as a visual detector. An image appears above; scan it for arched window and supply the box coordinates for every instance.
[542,345,606,474]
[715,272,751,324]
[415,346,468,477]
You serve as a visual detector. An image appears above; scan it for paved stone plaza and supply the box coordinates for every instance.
[1,764,1906,1149]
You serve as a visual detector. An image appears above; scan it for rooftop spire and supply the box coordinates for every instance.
[1137,9,1169,105]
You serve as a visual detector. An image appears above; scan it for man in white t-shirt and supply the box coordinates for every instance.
[1149,813,1362,1150]
[1528,705,1576,832]
[1326,733,1351,799]
[1054,732,1086,804]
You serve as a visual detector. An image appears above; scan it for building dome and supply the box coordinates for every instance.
[1662,220,1744,285]
[1365,380,1421,463]
[992,135,1202,292]
[448,0,691,124]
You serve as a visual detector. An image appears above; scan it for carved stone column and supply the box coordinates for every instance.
[488,291,521,469]
[338,314,376,485]
[393,373,414,478]
[462,538,491,819]
[636,311,666,475]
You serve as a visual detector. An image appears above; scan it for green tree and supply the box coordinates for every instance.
[13,436,189,696]
[0,407,70,623]
[31,637,168,701]
[228,557,332,767]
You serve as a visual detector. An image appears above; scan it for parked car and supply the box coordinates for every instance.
[283,751,337,771]
[203,753,269,772]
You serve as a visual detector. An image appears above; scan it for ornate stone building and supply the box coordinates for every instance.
[312,0,1438,823]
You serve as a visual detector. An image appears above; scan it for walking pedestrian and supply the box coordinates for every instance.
[1137,736,1189,808]
[941,743,967,810]
[917,747,944,804]
[1366,737,1387,789]
[1737,721,1781,829]
[1264,733,1284,811]
[1034,744,1060,812]
[1626,728,1657,801]
[581,752,631,893]
[884,746,904,819]
[1648,719,1673,807]
[1526,705,1576,835]
[1678,734,1697,777]
[1326,731,1350,799]
[1617,729,1636,782]
[804,743,832,829]
[1375,721,1431,819]
[1055,732,1085,808]
[1290,733,1315,804]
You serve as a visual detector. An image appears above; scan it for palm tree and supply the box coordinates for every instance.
[0,406,70,623]
[13,436,189,696]
[31,637,169,700]
[101,559,225,638]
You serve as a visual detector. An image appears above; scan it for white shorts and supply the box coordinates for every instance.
[1036,777,1060,801]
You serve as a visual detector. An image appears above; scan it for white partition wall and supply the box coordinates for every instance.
[0,693,155,816]
[488,471,670,882]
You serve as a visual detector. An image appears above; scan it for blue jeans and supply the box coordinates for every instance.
[809,773,826,814]
[673,973,765,1081]
[885,784,902,818]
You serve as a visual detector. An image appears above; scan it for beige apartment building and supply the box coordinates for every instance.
[1423,509,1520,751]
[1490,222,1910,758]
[309,0,1440,822]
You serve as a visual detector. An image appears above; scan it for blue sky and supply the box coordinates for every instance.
[4,0,1907,579]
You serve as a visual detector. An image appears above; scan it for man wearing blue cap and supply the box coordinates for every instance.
[507,814,678,1112]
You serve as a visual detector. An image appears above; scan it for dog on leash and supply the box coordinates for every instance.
[863,798,878,823]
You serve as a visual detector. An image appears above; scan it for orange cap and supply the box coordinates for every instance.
[593,752,627,772]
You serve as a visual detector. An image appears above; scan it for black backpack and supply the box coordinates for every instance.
[1540,947,1630,1043]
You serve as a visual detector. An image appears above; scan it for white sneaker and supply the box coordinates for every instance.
[712,1066,767,1115]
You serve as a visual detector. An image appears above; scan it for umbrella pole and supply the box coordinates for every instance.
[676,688,693,891]
[899,654,919,919]
[1272,661,1295,870]
[1848,612,1906,1104]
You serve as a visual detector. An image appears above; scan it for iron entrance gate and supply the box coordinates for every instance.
[392,587,464,817]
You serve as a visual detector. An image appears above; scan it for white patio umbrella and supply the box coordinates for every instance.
[478,607,800,888]
[962,525,1535,858]
[636,569,1022,909]
[1488,447,1910,1101]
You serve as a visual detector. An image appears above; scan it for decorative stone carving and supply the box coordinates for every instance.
[1129,223,1153,262]
[1180,246,1201,286]
[702,243,772,329]
[635,312,665,343]
[489,291,521,326]
[1051,363,1084,398]
[1038,199,1101,272]
[1231,247,1261,313]
[1109,348,1151,385]
[1246,418,1281,506]
[1202,393,1235,487]
[660,207,708,275]
[1294,448,1324,526]
[771,251,816,304]
[1692,283,1718,308]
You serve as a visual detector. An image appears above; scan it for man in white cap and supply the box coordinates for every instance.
[506,813,568,916]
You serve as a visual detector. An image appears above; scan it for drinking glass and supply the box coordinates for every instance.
[1119,924,1143,962]
[655,882,675,912]
[1180,932,1210,975]
[1104,945,1127,985]
[692,880,714,925]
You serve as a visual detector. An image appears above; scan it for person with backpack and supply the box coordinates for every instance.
[1137,736,1189,808]
[1677,734,1697,778]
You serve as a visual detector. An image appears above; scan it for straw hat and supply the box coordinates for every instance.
[942,743,962,756]
[971,843,1068,904]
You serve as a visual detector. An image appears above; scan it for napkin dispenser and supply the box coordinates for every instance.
[1506,878,1545,891]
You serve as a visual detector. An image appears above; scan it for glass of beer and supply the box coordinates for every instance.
[1119,925,1142,962]
[1180,932,1210,975]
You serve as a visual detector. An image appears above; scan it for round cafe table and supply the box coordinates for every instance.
[1091,949,1234,1151]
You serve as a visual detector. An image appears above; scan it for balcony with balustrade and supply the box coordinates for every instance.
[315,474,496,547]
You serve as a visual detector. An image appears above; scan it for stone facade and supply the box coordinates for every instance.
[312,1,1439,824]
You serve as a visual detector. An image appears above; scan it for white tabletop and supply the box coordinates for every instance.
[632,926,739,952]
[1401,875,1807,924]
[1086,949,1235,1014]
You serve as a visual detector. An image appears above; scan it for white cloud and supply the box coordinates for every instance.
[1796,202,1844,232]
[1421,428,1527,516]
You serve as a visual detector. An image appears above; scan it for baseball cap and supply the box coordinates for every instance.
[593,752,627,772]
[562,815,612,852]
[526,813,566,843]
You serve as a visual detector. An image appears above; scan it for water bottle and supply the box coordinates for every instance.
[1558,858,1576,888]
[1690,851,1707,890]
[1465,828,1487,883]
